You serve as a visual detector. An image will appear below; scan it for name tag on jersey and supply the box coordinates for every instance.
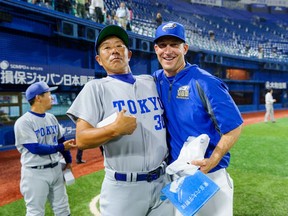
[162,170,219,216]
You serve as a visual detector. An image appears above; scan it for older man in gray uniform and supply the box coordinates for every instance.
[67,25,174,216]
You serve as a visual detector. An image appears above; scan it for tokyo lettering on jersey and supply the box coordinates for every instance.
[67,75,169,172]
[14,111,65,167]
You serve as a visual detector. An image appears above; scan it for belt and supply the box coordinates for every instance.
[114,159,167,182]
[31,162,58,169]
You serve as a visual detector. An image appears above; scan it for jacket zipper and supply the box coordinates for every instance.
[168,83,173,102]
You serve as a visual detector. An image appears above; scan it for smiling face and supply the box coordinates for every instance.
[96,36,132,75]
[154,36,189,77]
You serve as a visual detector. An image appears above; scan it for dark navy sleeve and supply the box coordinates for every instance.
[23,143,65,155]
[58,136,73,163]
[61,150,72,164]
[58,136,66,143]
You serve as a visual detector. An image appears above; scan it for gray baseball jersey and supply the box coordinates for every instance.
[67,75,168,172]
[14,111,70,216]
[14,112,65,166]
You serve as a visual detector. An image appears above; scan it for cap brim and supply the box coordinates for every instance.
[154,34,185,43]
[48,86,58,92]
[95,25,129,54]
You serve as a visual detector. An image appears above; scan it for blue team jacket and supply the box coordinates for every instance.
[153,63,243,173]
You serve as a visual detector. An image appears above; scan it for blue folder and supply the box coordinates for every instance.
[162,170,220,216]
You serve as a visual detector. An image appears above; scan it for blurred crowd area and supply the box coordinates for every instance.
[21,0,133,28]
[19,0,288,62]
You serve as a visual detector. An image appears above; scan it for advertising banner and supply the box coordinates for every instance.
[0,60,95,86]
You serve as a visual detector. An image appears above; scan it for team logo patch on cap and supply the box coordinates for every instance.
[162,22,177,32]
[154,21,186,43]
[177,85,190,99]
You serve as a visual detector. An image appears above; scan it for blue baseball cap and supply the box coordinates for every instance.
[25,81,58,101]
[95,25,129,54]
[154,21,186,43]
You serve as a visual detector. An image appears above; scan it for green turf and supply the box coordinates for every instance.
[1,117,288,215]
[228,117,288,215]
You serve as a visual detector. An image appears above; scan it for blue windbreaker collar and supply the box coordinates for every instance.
[160,63,194,82]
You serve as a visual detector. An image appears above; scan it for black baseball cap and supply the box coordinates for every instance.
[95,25,129,54]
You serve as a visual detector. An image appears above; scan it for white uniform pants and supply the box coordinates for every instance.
[100,168,174,216]
[20,164,70,216]
[175,168,233,216]
[264,104,275,122]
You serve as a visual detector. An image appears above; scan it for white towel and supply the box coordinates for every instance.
[166,134,209,179]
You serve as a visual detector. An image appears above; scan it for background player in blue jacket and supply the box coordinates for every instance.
[153,21,243,216]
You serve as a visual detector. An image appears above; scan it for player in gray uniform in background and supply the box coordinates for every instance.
[14,81,76,216]
[264,88,276,123]
[67,25,174,216]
